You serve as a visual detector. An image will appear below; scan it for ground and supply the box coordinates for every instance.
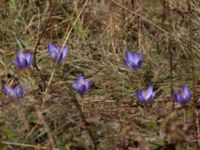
[0,0,200,149]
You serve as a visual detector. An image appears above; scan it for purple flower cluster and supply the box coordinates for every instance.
[124,50,192,106]
[3,45,192,107]
[4,42,69,98]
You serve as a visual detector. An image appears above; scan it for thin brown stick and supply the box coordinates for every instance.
[1,141,47,149]
[187,0,198,142]
[195,109,200,145]
[166,0,174,110]
[131,0,135,10]
[162,0,167,24]
[137,0,141,50]
[33,0,57,71]
[35,0,89,148]
[169,42,174,110]
[73,96,97,150]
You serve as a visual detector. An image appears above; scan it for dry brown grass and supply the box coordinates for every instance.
[0,0,200,149]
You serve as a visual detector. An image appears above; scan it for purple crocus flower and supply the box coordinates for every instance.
[173,85,192,106]
[48,43,68,64]
[124,50,144,70]
[3,84,27,98]
[73,75,91,94]
[135,85,155,104]
[14,50,33,68]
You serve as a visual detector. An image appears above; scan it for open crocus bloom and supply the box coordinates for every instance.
[14,50,33,68]
[3,84,27,98]
[73,75,91,95]
[135,85,155,104]
[124,50,144,70]
[173,85,192,106]
[48,43,68,64]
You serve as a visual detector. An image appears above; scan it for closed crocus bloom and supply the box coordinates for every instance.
[73,75,91,94]
[124,50,144,70]
[14,50,33,68]
[48,43,68,64]
[135,85,155,104]
[3,84,27,98]
[173,85,192,106]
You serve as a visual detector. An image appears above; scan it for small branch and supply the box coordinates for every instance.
[36,0,89,148]
[169,38,174,110]
[1,141,47,149]
[166,0,174,111]
[33,0,57,71]
[73,95,97,150]
[195,109,200,145]
[162,0,167,24]
[187,0,198,143]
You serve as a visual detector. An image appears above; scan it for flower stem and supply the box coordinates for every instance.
[73,95,97,150]
[183,107,186,123]
[135,70,145,87]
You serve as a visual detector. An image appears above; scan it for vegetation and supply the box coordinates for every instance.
[0,0,200,149]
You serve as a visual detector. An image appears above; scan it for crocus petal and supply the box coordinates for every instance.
[48,43,58,54]
[84,80,91,90]
[141,51,144,61]
[25,52,33,64]
[73,75,91,94]
[132,60,142,69]
[23,84,28,93]
[146,95,154,103]
[78,85,87,94]
[73,80,80,91]
[135,91,145,104]
[73,75,83,90]
[125,50,134,62]
[124,60,132,68]
[145,86,154,100]
[14,85,23,97]
[77,75,84,84]
[17,50,25,59]
[48,43,59,61]
[132,51,140,65]
[59,47,68,63]
[3,85,16,97]
[181,85,189,99]
[17,58,28,68]
[176,93,182,103]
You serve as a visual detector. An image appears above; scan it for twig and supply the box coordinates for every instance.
[195,109,200,145]
[36,0,89,148]
[33,0,58,71]
[1,141,47,149]
[73,95,97,150]
[137,0,141,50]
[168,37,174,110]
[187,0,198,143]
[166,0,174,110]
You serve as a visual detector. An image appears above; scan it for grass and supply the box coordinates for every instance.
[0,0,200,149]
